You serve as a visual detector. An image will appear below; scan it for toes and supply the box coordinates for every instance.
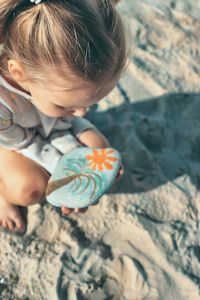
[2,220,9,230]
[1,219,15,231]
[14,217,25,232]
[0,202,25,233]
[6,219,15,231]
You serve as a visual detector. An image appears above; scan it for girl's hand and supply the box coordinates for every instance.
[61,207,88,214]
[61,133,123,214]
[77,129,110,148]
[61,165,124,215]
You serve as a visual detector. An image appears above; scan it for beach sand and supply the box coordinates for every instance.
[0,1,200,299]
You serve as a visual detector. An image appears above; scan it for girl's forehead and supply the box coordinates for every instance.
[39,73,94,92]
[38,66,118,96]
[40,77,106,95]
[41,65,114,87]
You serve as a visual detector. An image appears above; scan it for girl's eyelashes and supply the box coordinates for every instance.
[55,104,66,109]
[54,104,77,114]
[53,103,70,110]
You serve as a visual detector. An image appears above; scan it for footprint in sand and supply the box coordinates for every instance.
[56,242,112,299]
[105,255,150,300]
[135,116,166,151]
[56,243,151,300]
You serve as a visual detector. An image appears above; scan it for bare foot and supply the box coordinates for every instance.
[0,195,25,232]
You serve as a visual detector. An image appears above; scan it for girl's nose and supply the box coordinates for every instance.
[71,108,87,117]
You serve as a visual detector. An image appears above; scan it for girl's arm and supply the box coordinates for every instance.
[77,128,110,148]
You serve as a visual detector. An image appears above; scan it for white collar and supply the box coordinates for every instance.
[0,74,33,101]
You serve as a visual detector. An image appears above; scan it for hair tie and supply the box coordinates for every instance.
[4,0,44,32]
[11,0,44,18]
[11,0,44,17]
[30,0,43,4]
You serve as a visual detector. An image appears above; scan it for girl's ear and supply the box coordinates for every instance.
[7,59,26,82]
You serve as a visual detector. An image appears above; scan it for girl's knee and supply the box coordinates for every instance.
[12,169,50,206]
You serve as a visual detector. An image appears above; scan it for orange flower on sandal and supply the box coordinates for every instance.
[85,148,118,171]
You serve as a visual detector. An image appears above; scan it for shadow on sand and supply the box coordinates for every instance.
[87,92,200,194]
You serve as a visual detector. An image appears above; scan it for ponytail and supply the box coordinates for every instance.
[0,0,127,83]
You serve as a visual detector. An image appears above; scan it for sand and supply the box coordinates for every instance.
[0,0,200,299]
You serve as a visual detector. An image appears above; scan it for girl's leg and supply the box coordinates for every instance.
[0,147,50,232]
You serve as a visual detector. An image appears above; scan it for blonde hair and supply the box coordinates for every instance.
[0,0,127,84]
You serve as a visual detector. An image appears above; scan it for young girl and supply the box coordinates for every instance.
[0,0,127,232]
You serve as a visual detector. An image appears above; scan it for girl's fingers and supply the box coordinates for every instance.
[6,220,15,231]
[79,208,88,213]
[61,207,88,214]
[61,207,74,214]
[116,164,124,180]
[74,208,88,213]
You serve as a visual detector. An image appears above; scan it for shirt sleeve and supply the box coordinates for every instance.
[70,117,96,137]
[0,103,36,149]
